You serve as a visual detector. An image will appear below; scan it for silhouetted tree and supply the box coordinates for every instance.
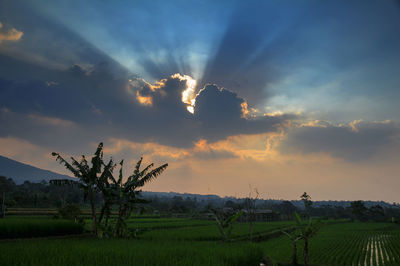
[294,212,321,266]
[282,226,302,265]
[301,192,312,216]
[280,200,297,220]
[50,143,115,236]
[110,159,168,237]
[244,186,259,241]
[368,205,385,221]
[350,200,367,221]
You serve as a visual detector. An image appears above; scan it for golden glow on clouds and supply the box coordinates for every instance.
[299,120,329,128]
[349,119,363,132]
[240,102,249,118]
[0,22,23,44]
[104,138,190,161]
[105,131,286,164]
[131,74,197,113]
[135,91,153,106]
[2,131,400,201]
[101,133,400,201]
[241,101,260,118]
[129,78,165,106]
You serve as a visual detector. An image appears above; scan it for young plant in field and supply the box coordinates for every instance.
[244,186,259,242]
[50,143,116,236]
[293,211,322,266]
[282,226,302,266]
[211,209,243,242]
[58,203,82,222]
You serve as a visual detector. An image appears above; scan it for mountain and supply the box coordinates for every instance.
[0,155,73,184]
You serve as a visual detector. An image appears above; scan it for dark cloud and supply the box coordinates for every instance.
[280,121,400,161]
[193,84,294,142]
[131,76,292,145]
[0,52,292,151]
[195,84,244,123]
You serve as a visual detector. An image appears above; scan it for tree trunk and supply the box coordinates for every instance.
[292,241,298,265]
[89,190,98,236]
[99,204,106,223]
[115,200,123,237]
[249,220,253,241]
[1,192,5,218]
[105,208,110,227]
[304,238,309,266]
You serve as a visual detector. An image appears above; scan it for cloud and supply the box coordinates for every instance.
[194,84,245,123]
[0,22,23,44]
[127,74,293,145]
[27,114,75,127]
[279,120,400,161]
[0,53,293,151]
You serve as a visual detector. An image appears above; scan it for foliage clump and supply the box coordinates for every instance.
[57,203,83,223]
[51,142,168,238]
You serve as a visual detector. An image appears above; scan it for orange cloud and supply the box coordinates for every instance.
[240,102,249,118]
[136,90,153,106]
[0,22,23,44]
[105,131,289,165]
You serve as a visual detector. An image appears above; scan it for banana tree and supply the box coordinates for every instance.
[50,143,115,236]
[211,209,243,242]
[282,227,302,265]
[293,212,322,266]
[111,158,168,237]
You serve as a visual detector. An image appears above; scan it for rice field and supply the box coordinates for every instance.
[0,238,263,266]
[1,214,400,265]
[262,222,400,265]
[136,220,294,241]
[0,217,84,239]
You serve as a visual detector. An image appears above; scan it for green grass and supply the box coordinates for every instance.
[137,221,294,241]
[127,218,215,230]
[2,216,400,266]
[0,238,264,266]
[0,217,84,239]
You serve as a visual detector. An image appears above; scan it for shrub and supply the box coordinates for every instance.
[58,204,82,221]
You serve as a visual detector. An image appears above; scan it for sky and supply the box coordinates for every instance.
[1,0,400,202]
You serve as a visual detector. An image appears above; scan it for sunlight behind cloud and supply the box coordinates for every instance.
[173,73,197,114]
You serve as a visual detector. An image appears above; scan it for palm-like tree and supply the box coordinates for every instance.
[211,209,243,242]
[293,212,321,266]
[111,158,168,237]
[51,143,168,238]
[50,143,115,236]
[282,227,302,265]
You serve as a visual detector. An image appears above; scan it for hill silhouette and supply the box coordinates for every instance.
[0,155,73,184]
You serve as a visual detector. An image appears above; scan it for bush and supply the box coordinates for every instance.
[58,204,82,221]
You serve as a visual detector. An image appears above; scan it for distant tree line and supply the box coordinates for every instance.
[1,175,399,223]
[0,175,85,208]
